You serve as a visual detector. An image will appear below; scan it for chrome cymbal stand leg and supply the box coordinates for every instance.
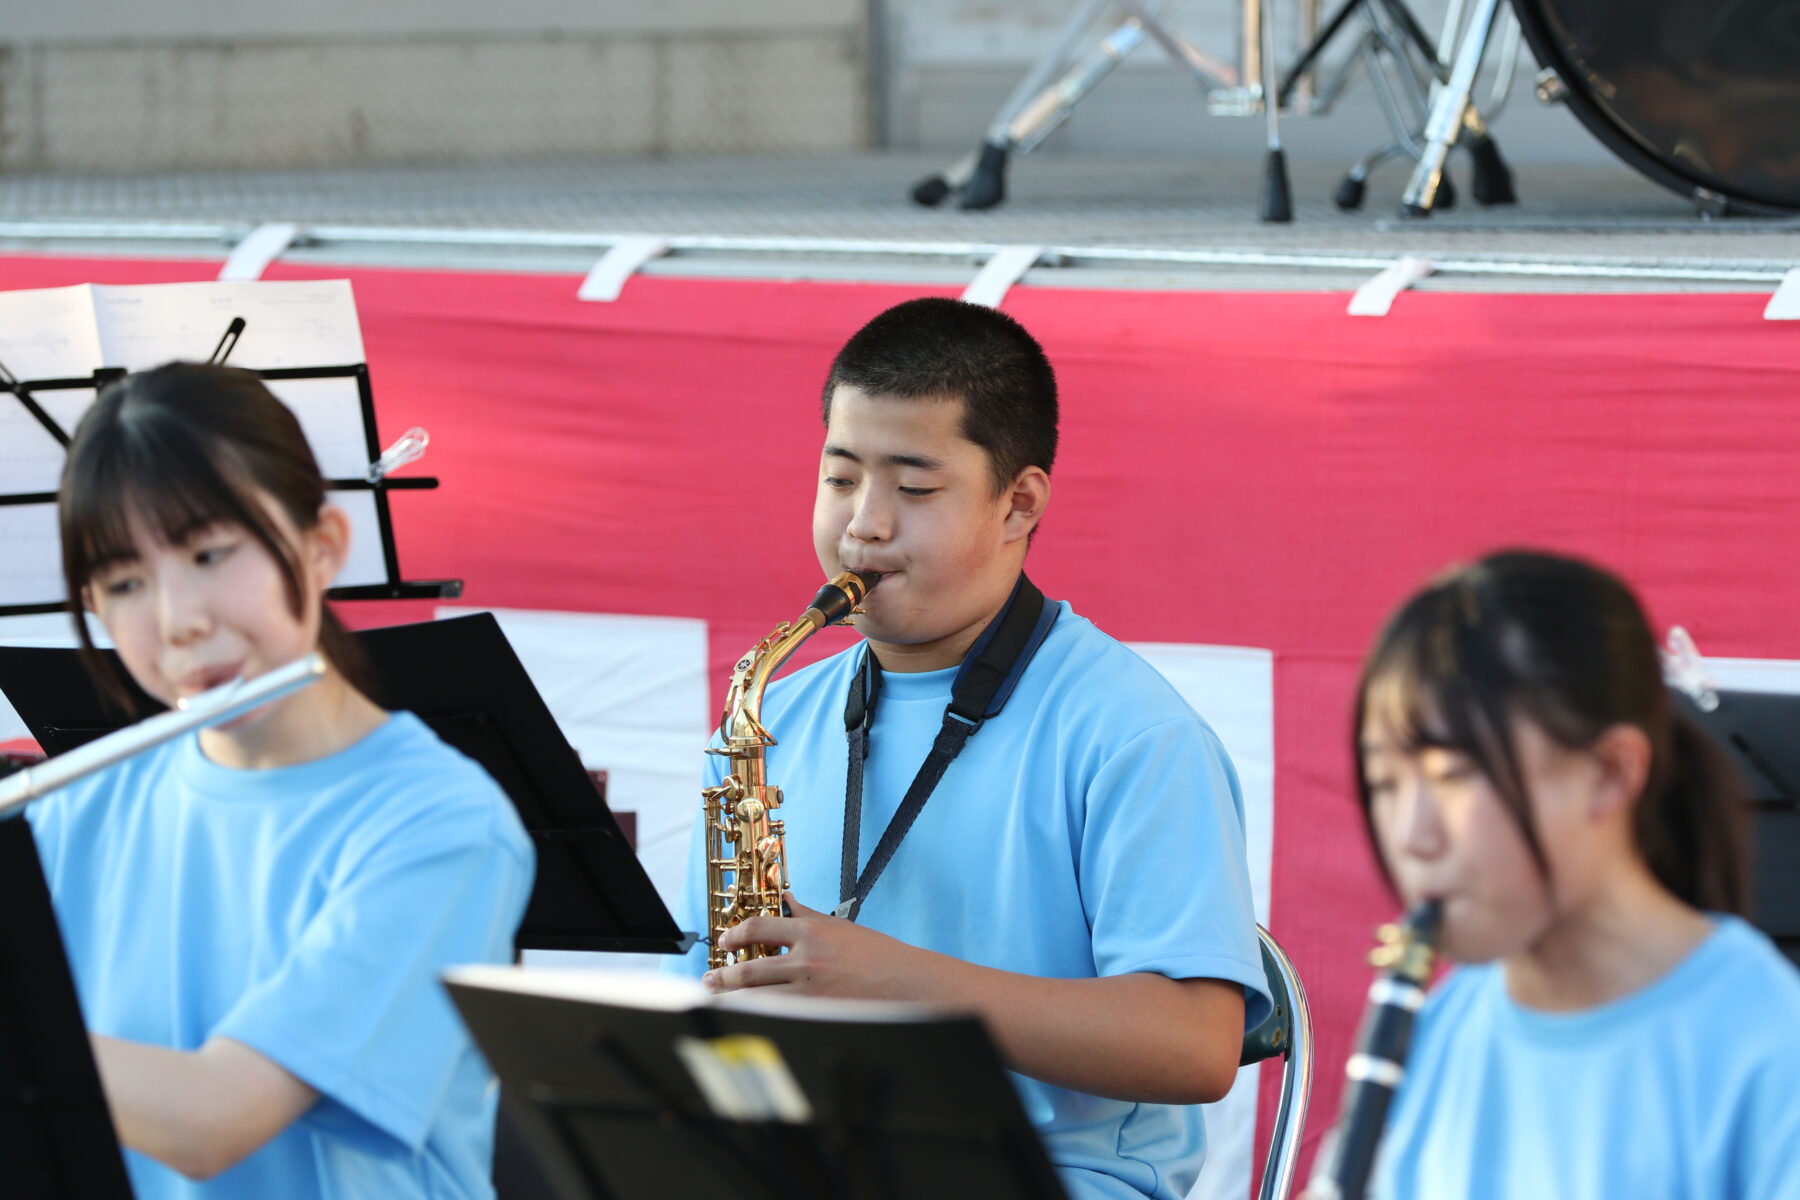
[909,0,1116,208]
[912,0,1273,215]
[1424,0,1515,205]
[1333,140,1405,209]
[1355,9,1458,207]
[1258,0,1293,221]
[1400,0,1500,216]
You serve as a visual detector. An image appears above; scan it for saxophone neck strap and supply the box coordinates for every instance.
[836,574,1057,922]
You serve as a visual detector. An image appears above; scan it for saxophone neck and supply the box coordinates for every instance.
[717,570,882,748]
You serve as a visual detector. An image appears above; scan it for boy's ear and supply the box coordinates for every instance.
[1003,466,1052,541]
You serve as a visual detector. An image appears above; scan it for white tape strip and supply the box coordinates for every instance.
[578,235,671,302]
[1764,268,1800,320]
[1349,255,1436,317]
[963,244,1045,308]
[218,222,303,281]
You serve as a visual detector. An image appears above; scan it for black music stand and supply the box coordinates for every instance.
[444,972,1070,1200]
[0,363,457,619]
[0,614,694,956]
[1675,688,1800,968]
[0,814,134,1200]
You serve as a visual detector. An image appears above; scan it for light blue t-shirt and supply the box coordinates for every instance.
[27,711,535,1200]
[675,603,1270,1200]
[1374,915,1800,1200]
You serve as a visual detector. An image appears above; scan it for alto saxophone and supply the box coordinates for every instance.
[704,570,880,969]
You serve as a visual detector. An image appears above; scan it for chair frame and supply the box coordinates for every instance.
[1249,924,1314,1200]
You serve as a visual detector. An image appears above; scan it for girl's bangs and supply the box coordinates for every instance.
[1362,592,1489,759]
[61,414,274,593]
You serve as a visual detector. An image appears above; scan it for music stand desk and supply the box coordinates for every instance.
[0,614,693,956]
[446,967,1069,1200]
[0,816,133,1199]
[1677,687,1800,967]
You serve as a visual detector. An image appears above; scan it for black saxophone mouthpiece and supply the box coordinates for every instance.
[808,571,881,626]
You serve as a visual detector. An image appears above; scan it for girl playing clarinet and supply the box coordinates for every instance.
[1355,549,1800,1199]
[28,362,534,1198]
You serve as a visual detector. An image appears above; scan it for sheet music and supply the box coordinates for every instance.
[0,504,64,610]
[0,284,104,378]
[92,280,366,370]
[1,279,391,608]
[0,397,80,494]
[0,491,390,610]
[328,489,392,589]
[0,286,105,494]
[264,376,376,480]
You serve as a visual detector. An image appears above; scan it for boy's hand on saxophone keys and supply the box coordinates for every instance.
[702,893,932,1000]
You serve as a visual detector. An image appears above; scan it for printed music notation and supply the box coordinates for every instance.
[0,285,106,379]
[91,280,366,372]
[0,505,64,611]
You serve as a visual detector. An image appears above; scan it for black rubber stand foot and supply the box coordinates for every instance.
[910,174,951,207]
[1437,172,1458,210]
[1468,135,1517,206]
[1334,174,1367,211]
[958,142,1010,211]
[1262,148,1294,223]
[1400,201,1432,220]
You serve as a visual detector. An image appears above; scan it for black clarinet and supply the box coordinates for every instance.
[1301,899,1443,1200]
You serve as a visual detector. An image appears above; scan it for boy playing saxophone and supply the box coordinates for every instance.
[675,297,1268,1200]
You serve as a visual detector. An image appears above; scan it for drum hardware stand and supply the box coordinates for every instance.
[1397,0,1522,217]
[907,0,1315,223]
[1275,0,1518,214]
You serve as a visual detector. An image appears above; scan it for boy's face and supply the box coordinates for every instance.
[813,385,1038,659]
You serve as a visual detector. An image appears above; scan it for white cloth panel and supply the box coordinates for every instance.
[1702,656,1800,694]
[434,606,709,971]
[1128,642,1275,1200]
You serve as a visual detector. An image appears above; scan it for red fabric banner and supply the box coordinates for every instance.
[5,253,1796,1183]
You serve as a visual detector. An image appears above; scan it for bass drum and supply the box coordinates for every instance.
[1512,0,1800,214]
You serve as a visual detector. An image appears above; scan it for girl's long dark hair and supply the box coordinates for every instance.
[59,362,374,712]
[1354,549,1749,915]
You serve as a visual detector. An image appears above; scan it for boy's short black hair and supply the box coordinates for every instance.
[821,298,1058,492]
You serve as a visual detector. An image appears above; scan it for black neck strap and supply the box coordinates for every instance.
[835,574,1055,921]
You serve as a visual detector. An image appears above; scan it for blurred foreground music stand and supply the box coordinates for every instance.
[0,614,696,1199]
[1675,688,1800,969]
[0,816,133,1199]
[0,614,692,957]
[444,970,1071,1200]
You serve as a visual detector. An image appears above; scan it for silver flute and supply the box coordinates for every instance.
[0,652,327,819]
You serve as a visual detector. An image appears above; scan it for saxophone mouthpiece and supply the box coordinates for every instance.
[808,570,882,626]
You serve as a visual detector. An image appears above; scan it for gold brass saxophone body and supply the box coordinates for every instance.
[704,570,880,969]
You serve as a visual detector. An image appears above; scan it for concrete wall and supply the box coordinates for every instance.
[0,0,1623,171]
[0,2,871,170]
